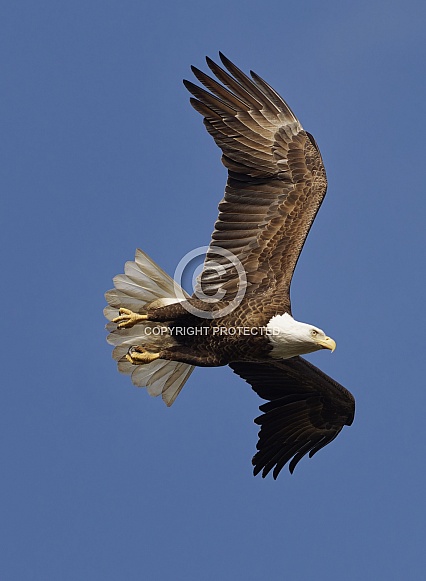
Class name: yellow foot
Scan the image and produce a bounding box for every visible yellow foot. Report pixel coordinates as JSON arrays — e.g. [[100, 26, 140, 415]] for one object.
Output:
[[126, 346, 160, 365], [113, 308, 148, 329]]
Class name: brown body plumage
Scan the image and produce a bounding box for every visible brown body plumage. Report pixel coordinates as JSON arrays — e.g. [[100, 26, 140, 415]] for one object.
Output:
[[136, 298, 271, 366]]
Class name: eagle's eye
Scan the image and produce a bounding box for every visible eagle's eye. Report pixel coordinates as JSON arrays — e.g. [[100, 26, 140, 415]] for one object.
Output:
[[311, 329, 318, 337]]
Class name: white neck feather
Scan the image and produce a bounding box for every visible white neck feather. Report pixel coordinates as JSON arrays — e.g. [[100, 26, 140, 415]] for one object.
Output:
[[266, 313, 320, 359]]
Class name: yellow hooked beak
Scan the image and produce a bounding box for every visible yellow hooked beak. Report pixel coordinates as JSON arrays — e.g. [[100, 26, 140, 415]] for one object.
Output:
[[317, 336, 336, 352]]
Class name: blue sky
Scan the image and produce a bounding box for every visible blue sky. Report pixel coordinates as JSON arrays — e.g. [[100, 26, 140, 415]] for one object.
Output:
[[1, 1, 426, 579]]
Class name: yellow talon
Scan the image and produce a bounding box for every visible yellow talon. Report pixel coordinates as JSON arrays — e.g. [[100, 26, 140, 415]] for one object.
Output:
[[126, 346, 160, 365], [113, 308, 148, 329]]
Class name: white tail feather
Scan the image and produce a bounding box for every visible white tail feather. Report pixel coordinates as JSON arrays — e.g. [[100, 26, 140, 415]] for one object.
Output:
[[104, 249, 194, 406]]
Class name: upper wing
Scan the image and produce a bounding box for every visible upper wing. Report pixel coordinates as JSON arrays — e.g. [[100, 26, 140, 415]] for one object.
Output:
[[184, 54, 327, 312], [230, 357, 355, 478]]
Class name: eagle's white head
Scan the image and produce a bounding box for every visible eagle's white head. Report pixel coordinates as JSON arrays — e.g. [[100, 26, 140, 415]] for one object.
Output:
[[266, 313, 336, 359]]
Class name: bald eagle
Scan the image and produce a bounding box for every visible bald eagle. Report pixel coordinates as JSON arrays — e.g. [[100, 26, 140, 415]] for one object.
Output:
[[104, 54, 355, 478]]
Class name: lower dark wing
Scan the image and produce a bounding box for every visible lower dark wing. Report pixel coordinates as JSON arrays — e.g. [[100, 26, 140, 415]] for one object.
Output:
[[230, 357, 355, 478]]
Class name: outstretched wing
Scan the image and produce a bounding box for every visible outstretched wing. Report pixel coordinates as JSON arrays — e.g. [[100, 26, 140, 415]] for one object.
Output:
[[230, 357, 355, 478], [184, 54, 327, 313]]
